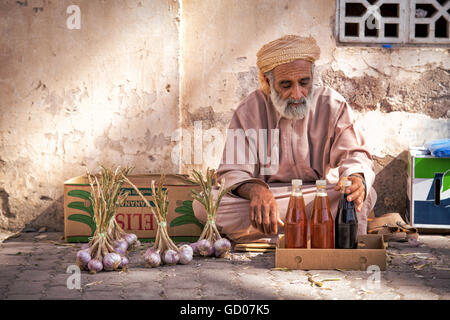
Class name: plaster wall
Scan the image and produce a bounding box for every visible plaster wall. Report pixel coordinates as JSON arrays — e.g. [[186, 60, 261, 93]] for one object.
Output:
[[0, 0, 448, 231]]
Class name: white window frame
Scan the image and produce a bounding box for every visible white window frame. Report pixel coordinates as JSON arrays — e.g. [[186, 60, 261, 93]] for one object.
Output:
[[409, 0, 450, 43], [337, 0, 450, 45]]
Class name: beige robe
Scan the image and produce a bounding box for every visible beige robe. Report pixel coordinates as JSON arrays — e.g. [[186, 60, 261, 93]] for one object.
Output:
[[193, 87, 377, 243]]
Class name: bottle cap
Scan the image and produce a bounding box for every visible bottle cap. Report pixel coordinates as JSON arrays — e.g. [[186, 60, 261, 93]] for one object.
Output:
[[292, 179, 302, 186], [316, 180, 326, 186], [344, 180, 352, 187]]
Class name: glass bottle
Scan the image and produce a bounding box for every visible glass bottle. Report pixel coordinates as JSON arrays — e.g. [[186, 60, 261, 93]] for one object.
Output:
[[310, 180, 334, 249], [285, 179, 307, 248], [335, 179, 358, 249]]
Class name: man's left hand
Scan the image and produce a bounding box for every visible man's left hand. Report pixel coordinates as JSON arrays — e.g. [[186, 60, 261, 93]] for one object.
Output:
[[334, 174, 366, 212]]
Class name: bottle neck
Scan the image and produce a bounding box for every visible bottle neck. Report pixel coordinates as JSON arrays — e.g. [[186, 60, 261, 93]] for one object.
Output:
[[340, 186, 352, 200], [292, 185, 303, 197], [316, 185, 327, 197]]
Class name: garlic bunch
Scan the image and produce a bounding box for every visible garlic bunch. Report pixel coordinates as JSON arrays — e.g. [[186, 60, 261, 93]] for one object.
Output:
[[189, 168, 233, 258], [123, 175, 193, 268], [74, 166, 134, 274]]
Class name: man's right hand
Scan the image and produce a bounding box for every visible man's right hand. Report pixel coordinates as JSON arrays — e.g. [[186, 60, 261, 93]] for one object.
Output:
[[235, 183, 284, 235]]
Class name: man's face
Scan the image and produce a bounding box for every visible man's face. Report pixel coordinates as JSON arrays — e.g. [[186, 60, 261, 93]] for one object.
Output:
[[272, 60, 313, 101], [266, 60, 314, 120]]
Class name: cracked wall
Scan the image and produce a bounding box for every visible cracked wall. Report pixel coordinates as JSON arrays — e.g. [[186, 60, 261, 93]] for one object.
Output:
[[0, 0, 180, 231], [0, 0, 449, 232]]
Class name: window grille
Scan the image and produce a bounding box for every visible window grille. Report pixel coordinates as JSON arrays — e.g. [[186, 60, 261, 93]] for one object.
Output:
[[338, 0, 450, 45]]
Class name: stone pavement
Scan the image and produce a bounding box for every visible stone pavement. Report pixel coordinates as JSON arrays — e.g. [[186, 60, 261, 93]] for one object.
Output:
[[0, 231, 449, 300]]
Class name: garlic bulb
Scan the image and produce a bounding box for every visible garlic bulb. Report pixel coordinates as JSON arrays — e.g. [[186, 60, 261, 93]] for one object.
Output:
[[207, 245, 215, 257], [144, 248, 161, 268], [88, 259, 103, 274], [162, 249, 180, 265], [178, 244, 193, 265], [190, 241, 200, 256], [124, 233, 138, 246], [119, 256, 129, 268], [214, 238, 231, 258], [197, 239, 212, 257], [179, 244, 193, 257], [113, 239, 128, 255], [76, 249, 91, 269], [103, 252, 122, 271]]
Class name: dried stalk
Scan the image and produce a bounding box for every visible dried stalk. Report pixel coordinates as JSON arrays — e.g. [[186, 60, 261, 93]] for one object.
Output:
[[189, 168, 232, 244], [86, 166, 132, 260], [122, 174, 178, 253]]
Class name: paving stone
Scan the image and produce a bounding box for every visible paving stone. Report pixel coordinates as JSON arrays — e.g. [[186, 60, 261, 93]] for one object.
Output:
[[164, 274, 199, 290], [0, 277, 13, 289], [0, 254, 29, 266], [82, 283, 125, 292], [0, 245, 35, 255], [165, 288, 201, 300], [0, 235, 449, 300], [198, 268, 236, 287], [355, 289, 402, 300], [201, 286, 239, 299], [118, 269, 161, 283], [122, 285, 165, 300], [384, 271, 429, 287], [47, 273, 76, 287], [5, 293, 43, 300], [16, 270, 53, 282], [278, 282, 323, 300], [240, 286, 281, 300], [82, 290, 124, 300], [428, 269, 450, 279], [396, 286, 440, 300], [422, 278, 450, 291], [237, 273, 276, 289], [308, 280, 357, 300], [43, 286, 83, 299], [7, 280, 46, 295], [27, 259, 58, 270], [269, 269, 308, 282], [429, 287, 450, 300], [0, 268, 20, 281], [195, 259, 235, 270]]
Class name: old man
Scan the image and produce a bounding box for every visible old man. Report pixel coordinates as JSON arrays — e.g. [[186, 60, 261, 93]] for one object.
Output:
[[193, 35, 377, 244]]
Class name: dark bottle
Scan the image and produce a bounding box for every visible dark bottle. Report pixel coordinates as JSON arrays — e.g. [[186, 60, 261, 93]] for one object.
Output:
[[335, 179, 358, 249], [310, 180, 334, 249], [285, 179, 307, 248]]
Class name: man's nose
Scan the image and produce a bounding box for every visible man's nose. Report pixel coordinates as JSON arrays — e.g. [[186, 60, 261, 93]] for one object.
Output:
[[291, 84, 304, 100]]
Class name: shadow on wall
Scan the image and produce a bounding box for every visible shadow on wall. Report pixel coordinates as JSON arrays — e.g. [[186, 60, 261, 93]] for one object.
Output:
[[0, 188, 15, 218], [372, 150, 409, 219], [22, 196, 64, 232]]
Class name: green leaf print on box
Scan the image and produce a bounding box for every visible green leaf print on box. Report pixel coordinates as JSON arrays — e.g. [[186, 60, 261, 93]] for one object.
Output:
[[67, 189, 96, 235], [170, 200, 204, 230]]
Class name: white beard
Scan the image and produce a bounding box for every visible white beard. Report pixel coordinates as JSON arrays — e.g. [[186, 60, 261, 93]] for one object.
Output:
[[270, 82, 313, 120]]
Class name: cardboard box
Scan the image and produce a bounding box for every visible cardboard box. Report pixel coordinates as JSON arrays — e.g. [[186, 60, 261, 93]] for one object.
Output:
[[406, 148, 450, 230], [64, 174, 202, 242], [275, 234, 387, 270]]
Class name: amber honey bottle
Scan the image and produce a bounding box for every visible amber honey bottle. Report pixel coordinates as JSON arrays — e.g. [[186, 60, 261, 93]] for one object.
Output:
[[285, 179, 307, 248], [310, 180, 334, 249]]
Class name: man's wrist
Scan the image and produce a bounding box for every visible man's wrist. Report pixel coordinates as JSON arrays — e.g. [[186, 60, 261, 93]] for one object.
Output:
[[234, 182, 268, 200]]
